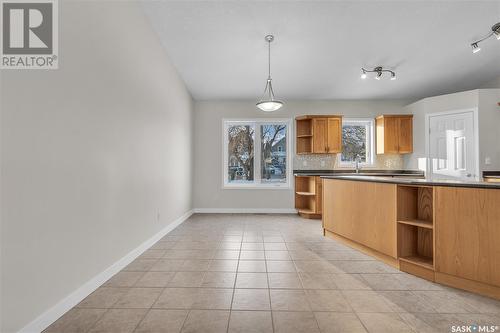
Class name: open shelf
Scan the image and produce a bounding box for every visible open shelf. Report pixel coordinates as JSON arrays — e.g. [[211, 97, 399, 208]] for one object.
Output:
[[296, 119, 312, 136], [295, 176, 322, 219], [296, 137, 312, 154], [398, 223, 434, 268], [397, 219, 433, 229], [397, 185, 433, 224], [296, 118, 313, 154], [397, 185, 435, 276], [295, 176, 317, 214], [296, 191, 315, 196], [298, 208, 316, 215], [399, 256, 433, 270]]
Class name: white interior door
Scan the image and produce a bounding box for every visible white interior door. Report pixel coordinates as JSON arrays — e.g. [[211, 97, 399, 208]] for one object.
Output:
[[428, 111, 477, 181]]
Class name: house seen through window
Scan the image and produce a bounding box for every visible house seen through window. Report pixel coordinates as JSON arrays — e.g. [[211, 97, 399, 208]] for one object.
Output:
[[224, 120, 289, 187], [340, 119, 374, 165]]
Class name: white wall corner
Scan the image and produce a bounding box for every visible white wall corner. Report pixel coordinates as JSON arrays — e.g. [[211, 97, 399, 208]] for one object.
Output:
[[18, 210, 194, 333]]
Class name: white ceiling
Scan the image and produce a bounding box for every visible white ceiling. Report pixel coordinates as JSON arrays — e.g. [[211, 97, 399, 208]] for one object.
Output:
[[142, 1, 500, 101]]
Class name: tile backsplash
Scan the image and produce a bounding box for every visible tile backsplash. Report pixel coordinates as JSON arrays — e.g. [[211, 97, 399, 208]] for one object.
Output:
[[293, 154, 404, 170]]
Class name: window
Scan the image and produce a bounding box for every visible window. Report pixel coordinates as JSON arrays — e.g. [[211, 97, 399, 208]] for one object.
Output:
[[340, 118, 374, 165], [224, 119, 290, 188]]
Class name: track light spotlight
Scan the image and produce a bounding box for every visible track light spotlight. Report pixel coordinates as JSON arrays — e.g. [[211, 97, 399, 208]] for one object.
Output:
[[470, 22, 500, 53], [471, 43, 481, 54], [361, 69, 367, 79], [495, 29, 500, 40], [360, 66, 396, 81]]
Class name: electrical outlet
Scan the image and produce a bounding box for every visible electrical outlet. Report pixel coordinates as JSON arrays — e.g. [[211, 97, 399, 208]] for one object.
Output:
[[302, 160, 308, 166], [320, 160, 326, 167], [485, 157, 492, 165]]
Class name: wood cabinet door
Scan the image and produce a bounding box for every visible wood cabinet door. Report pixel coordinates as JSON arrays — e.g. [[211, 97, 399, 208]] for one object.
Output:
[[323, 179, 397, 258], [327, 118, 342, 153], [435, 187, 500, 287], [383, 117, 400, 154], [323, 179, 353, 237], [398, 117, 413, 153], [376, 117, 385, 154], [312, 118, 328, 153]]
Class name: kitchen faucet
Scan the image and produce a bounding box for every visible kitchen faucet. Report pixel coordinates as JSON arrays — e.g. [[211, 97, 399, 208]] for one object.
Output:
[[355, 154, 362, 174]]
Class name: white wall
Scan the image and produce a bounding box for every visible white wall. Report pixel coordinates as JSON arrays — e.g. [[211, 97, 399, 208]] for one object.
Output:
[[478, 89, 500, 171], [403, 89, 500, 174], [193, 100, 409, 210], [0, 2, 193, 332], [479, 75, 500, 89]]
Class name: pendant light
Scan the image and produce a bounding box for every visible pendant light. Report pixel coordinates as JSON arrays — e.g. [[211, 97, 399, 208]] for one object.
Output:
[[256, 35, 284, 112]]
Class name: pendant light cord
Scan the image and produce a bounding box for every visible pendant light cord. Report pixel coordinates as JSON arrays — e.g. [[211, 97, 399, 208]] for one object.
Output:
[[267, 38, 273, 100], [268, 39, 271, 79]]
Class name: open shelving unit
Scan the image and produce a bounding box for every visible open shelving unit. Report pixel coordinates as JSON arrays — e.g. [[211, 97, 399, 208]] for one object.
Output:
[[296, 118, 313, 154], [397, 185, 435, 275], [295, 176, 321, 219]]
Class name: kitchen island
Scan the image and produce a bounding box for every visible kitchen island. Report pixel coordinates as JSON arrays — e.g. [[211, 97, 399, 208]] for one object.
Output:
[[294, 170, 424, 219], [322, 176, 500, 299]]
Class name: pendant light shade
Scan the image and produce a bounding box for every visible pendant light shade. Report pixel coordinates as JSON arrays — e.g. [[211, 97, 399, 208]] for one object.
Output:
[[256, 35, 284, 112], [256, 79, 283, 112]]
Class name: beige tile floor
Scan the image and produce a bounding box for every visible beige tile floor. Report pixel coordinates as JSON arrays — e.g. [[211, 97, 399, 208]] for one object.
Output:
[[44, 214, 500, 333]]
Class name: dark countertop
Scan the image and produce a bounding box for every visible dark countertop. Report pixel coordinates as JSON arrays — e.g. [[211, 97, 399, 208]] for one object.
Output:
[[294, 169, 425, 177], [321, 175, 500, 189]]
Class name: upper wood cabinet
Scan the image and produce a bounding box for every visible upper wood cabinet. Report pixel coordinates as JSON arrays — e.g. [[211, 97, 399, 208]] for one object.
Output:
[[296, 115, 342, 154], [376, 115, 413, 154], [327, 117, 342, 153]]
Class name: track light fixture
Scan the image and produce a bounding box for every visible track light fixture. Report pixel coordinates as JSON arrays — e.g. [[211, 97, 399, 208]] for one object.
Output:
[[470, 22, 500, 54], [360, 66, 396, 81]]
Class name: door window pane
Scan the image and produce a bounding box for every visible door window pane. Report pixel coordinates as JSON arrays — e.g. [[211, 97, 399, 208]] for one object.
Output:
[[227, 125, 254, 183]]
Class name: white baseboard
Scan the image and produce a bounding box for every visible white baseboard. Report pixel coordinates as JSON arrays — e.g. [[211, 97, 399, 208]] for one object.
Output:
[[19, 209, 194, 333], [193, 208, 297, 214]]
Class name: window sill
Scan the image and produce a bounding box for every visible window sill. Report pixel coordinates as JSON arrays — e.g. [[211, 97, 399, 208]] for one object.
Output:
[[338, 163, 375, 168], [223, 184, 291, 190]]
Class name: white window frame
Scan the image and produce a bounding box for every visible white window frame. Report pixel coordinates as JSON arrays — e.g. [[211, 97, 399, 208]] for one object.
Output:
[[339, 118, 375, 166], [222, 118, 292, 189]]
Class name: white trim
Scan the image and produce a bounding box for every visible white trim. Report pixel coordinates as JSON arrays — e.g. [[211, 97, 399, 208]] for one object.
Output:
[[222, 118, 292, 189], [193, 208, 297, 214], [425, 108, 480, 181], [18, 210, 194, 333]]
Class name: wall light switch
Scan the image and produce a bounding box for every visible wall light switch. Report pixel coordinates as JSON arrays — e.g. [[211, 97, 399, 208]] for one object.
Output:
[[485, 157, 492, 165]]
